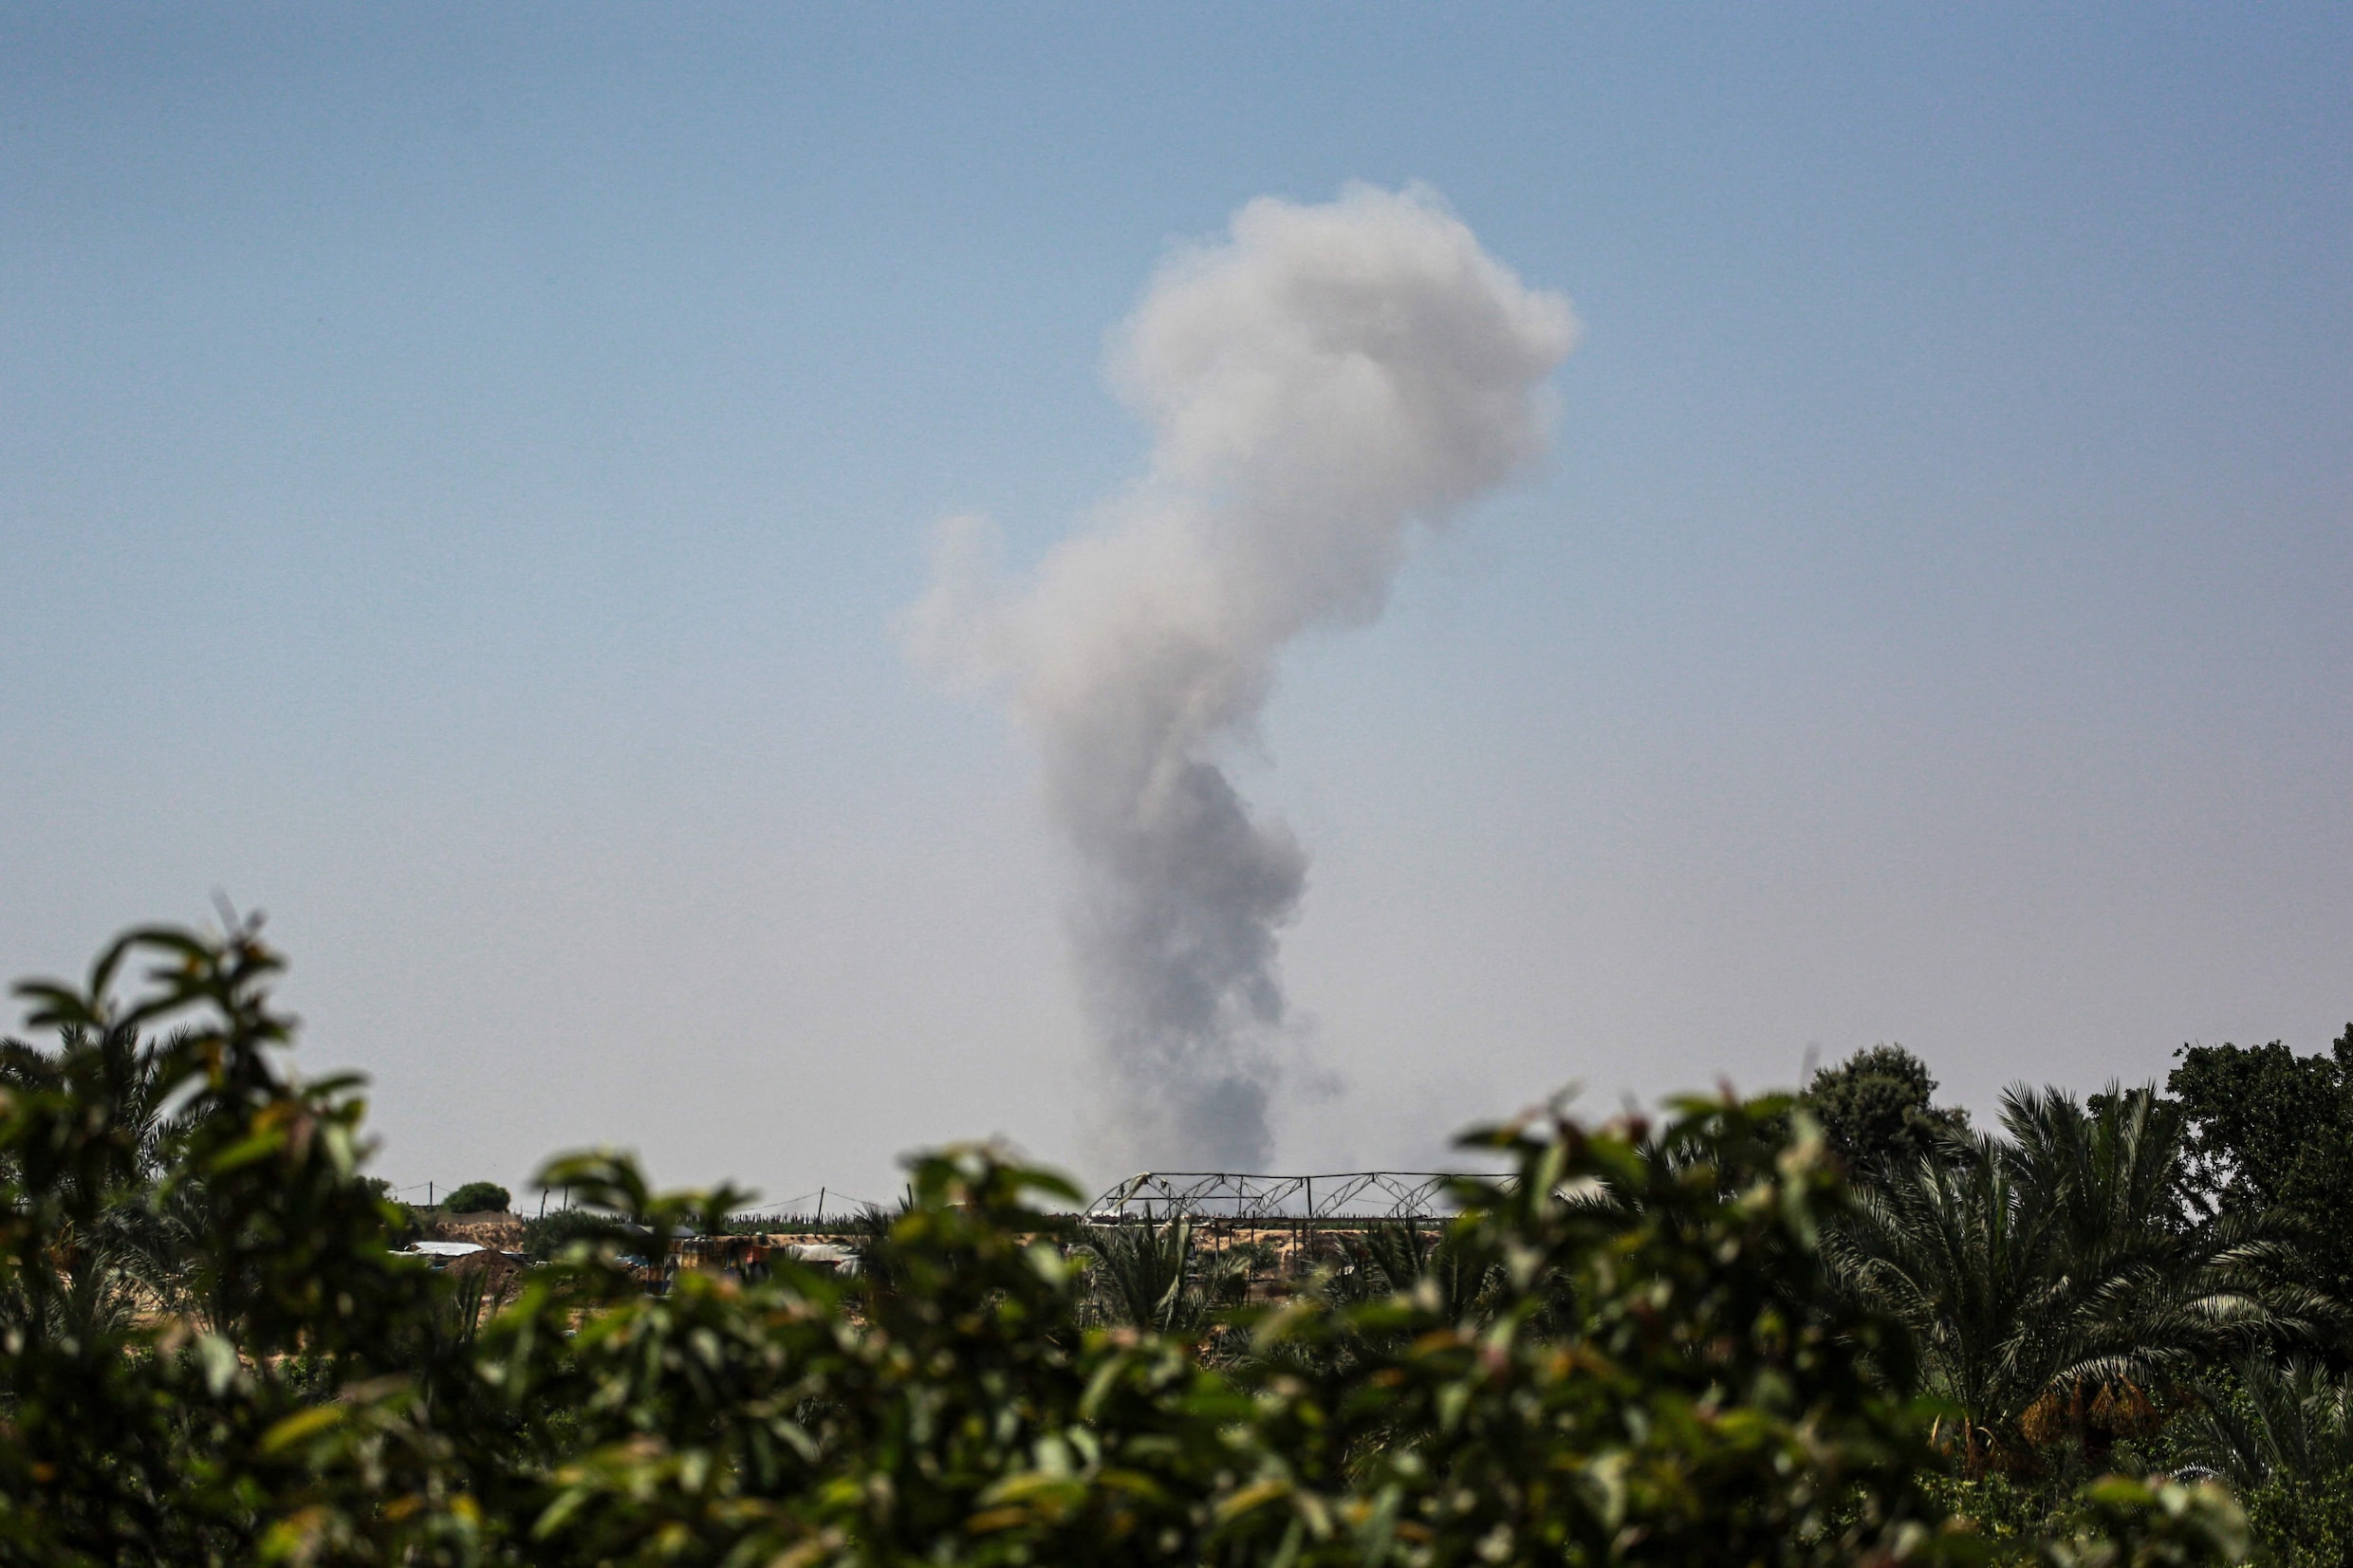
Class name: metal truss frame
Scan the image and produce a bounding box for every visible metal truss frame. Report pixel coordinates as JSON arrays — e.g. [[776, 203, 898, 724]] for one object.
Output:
[[1085, 1171, 1477, 1223]]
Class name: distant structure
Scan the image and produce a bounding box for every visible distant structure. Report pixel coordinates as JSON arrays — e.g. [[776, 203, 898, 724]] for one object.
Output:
[[1086, 1171, 1478, 1224]]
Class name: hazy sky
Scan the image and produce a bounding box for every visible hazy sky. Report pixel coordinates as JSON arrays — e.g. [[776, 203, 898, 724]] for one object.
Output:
[[4, 6, 2347, 1208]]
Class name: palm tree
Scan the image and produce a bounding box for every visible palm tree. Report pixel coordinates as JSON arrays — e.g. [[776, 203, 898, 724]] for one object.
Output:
[[1345, 1220, 1490, 1323], [2176, 1355, 2353, 1488], [0, 1023, 198, 1344], [1830, 1083, 2329, 1474], [844, 1197, 916, 1299], [1832, 1129, 2055, 1473], [1077, 1218, 1243, 1335]]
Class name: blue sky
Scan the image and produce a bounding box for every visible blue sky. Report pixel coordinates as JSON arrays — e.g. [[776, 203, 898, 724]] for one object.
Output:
[[3, 5, 2347, 1203]]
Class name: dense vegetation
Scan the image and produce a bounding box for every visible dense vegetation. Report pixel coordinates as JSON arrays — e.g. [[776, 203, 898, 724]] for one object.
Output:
[[438, 1183, 511, 1218], [0, 922, 2344, 1566]]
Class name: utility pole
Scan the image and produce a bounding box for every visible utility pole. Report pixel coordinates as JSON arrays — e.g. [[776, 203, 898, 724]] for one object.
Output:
[[428, 1181, 434, 1208], [816, 1188, 826, 1227]]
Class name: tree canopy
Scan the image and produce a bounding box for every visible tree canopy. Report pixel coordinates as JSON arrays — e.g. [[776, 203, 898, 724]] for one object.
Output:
[[2167, 1028, 2353, 1301], [1800, 1044, 1973, 1185], [438, 1181, 510, 1216]]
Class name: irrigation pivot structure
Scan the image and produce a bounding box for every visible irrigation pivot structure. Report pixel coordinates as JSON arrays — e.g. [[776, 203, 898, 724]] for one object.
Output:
[[1087, 1171, 1473, 1224]]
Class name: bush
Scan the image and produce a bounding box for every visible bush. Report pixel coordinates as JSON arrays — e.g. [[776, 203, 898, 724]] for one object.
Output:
[[520, 1205, 647, 1262], [441, 1179, 510, 1214], [0, 921, 2262, 1567]]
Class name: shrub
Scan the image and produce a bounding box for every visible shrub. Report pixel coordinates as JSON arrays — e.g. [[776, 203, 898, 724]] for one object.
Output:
[[0, 921, 2261, 1567], [441, 1179, 510, 1214], [520, 1205, 646, 1262]]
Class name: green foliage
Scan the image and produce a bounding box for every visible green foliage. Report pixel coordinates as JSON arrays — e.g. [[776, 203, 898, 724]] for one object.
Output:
[[2167, 1029, 2353, 1304], [2171, 1353, 2353, 1564], [361, 1179, 423, 1245], [439, 1182, 510, 1216], [1077, 1217, 1248, 1333], [1918, 1471, 2251, 1568], [2043, 1476, 2253, 1568], [2232, 1474, 2353, 1568], [519, 1205, 639, 1262], [1801, 1044, 1973, 1186], [0, 920, 447, 1561], [0, 923, 2269, 1567], [2194, 1356, 2353, 1485], [1829, 1084, 2328, 1478]]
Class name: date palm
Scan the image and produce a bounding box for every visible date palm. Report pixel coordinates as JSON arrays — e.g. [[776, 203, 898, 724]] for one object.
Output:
[[1078, 1218, 1245, 1334], [0, 1023, 196, 1343], [1348, 1218, 1491, 1323], [2177, 1354, 2353, 1487], [1831, 1083, 2328, 1473]]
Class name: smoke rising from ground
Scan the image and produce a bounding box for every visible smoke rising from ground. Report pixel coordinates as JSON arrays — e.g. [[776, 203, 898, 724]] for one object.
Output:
[[908, 185, 1578, 1172]]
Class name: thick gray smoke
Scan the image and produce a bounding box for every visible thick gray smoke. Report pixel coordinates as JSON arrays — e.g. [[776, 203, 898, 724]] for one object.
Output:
[[907, 185, 1578, 1171]]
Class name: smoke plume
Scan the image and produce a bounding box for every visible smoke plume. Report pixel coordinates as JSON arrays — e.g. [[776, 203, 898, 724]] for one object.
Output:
[[907, 185, 1578, 1171]]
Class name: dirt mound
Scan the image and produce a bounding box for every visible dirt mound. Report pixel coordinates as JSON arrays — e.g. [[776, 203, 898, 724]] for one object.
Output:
[[441, 1245, 528, 1306], [431, 1212, 526, 1248]]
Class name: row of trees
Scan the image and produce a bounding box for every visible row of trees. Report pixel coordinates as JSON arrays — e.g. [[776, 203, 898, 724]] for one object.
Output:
[[1793, 1041, 2353, 1557], [0, 920, 2334, 1565]]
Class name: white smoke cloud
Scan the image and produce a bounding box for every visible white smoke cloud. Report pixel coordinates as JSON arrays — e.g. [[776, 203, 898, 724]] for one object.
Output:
[[906, 184, 1578, 1172]]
